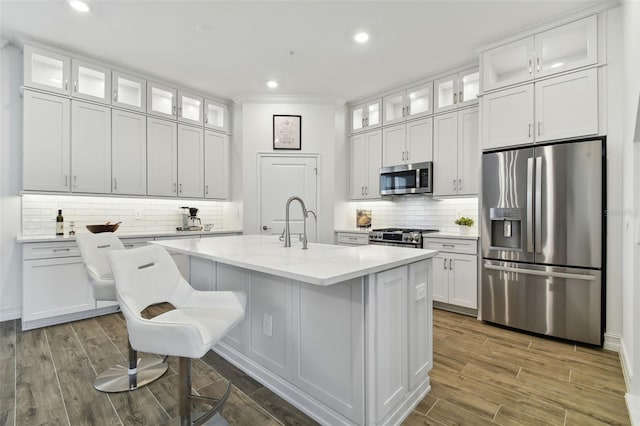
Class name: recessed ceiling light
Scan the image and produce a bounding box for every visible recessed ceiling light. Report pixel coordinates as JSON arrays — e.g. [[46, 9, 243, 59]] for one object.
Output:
[[354, 32, 369, 43], [68, 0, 90, 13], [266, 80, 278, 89]]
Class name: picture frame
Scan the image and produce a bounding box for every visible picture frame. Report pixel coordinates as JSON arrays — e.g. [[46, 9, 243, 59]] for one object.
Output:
[[273, 115, 302, 150]]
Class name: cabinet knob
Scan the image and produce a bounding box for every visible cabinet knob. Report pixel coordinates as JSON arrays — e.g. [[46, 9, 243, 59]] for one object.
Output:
[[262, 225, 270, 231]]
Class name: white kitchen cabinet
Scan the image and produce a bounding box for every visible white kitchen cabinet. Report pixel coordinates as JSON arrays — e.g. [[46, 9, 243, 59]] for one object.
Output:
[[112, 109, 147, 195], [178, 125, 204, 198], [23, 90, 71, 192], [147, 81, 177, 119], [481, 84, 534, 150], [178, 90, 204, 125], [147, 117, 178, 197], [383, 82, 433, 125], [350, 130, 382, 200], [335, 231, 369, 246], [434, 68, 479, 114], [23, 45, 71, 95], [407, 260, 432, 391], [433, 108, 479, 196], [71, 59, 111, 104], [382, 117, 432, 167], [350, 99, 382, 134], [204, 131, 230, 200], [204, 99, 229, 133], [71, 101, 111, 194], [424, 237, 478, 310], [482, 15, 597, 92], [112, 71, 146, 112], [534, 68, 598, 142], [482, 69, 597, 150]]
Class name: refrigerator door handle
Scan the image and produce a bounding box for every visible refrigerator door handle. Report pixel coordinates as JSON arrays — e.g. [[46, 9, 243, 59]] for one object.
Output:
[[535, 156, 542, 253], [526, 157, 534, 252], [483, 263, 596, 281]]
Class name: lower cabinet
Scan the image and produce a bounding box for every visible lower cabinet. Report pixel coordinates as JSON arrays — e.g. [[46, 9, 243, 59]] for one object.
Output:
[[335, 231, 369, 246], [424, 236, 478, 310]]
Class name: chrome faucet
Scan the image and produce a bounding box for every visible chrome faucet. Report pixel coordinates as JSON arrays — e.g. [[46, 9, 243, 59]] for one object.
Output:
[[284, 196, 317, 249]]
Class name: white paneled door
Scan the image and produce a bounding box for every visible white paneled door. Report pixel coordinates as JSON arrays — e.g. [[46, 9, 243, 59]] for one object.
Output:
[[259, 155, 318, 241]]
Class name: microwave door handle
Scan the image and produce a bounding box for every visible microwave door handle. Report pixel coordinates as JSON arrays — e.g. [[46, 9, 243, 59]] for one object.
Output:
[[535, 156, 542, 253], [527, 157, 534, 252]]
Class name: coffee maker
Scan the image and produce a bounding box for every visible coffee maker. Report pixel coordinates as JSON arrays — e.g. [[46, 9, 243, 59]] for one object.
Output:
[[177, 206, 202, 231]]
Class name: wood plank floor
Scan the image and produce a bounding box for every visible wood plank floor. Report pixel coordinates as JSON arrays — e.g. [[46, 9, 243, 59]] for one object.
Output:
[[0, 308, 630, 425]]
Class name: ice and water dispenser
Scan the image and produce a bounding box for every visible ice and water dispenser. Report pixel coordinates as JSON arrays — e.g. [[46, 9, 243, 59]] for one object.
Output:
[[489, 208, 522, 249]]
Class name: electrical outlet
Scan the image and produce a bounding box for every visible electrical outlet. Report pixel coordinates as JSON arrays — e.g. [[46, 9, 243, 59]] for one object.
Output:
[[134, 209, 142, 220], [263, 314, 272, 337]]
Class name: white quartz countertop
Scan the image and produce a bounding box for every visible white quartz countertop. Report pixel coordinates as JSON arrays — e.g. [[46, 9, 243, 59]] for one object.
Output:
[[152, 234, 438, 286], [424, 232, 479, 240], [16, 229, 243, 243]]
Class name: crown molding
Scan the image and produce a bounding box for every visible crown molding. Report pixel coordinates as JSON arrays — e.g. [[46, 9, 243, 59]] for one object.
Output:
[[233, 94, 345, 106]]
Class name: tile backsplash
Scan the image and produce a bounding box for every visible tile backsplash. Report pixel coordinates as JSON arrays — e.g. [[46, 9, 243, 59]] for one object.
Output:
[[22, 195, 225, 236], [345, 197, 479, 232]]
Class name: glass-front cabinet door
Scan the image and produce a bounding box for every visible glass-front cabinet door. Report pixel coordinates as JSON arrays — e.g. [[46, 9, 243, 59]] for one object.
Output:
[[458, 69, 480, 108], [383, 91, 406, 125], [482, 37, 535, 92], [147, 82, 177, 119], [112, 71, 146, 112], [178, 91, 203, 125], [534, 15, 597, 78], [406, 82, 433, 120], [204, 99, 229, 133], [434, 75, 457, 113], [71, 60, 111, 104], [24, 45, 71, 95], [351, 104, 365, 133], [350, 99, 381, 133], [366, 100, 381, 129]]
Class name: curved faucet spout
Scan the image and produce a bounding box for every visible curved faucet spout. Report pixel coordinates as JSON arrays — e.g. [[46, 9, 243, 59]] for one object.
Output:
[[284, 196, 315, 249]]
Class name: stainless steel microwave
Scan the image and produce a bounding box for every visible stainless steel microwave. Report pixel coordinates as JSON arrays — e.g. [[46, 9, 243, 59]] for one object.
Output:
[[380, 161, 433, 195]]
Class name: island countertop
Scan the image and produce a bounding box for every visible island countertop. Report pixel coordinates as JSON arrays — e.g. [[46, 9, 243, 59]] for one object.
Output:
[[152, 234, 438, 286]]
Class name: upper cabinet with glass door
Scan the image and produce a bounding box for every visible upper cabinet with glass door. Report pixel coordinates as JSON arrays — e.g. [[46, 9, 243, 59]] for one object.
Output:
[[204, 99, 230, 133], [383, 82, 433, 125], [147, 81, 177, 119], [24, 45, 71, 96], [71, 60, 111, 104], [112, 71, 146, 113], [434, 69, 479, 114], [482, 15, 597, 92], [350, 99, 381, 134], [178, 90, 203, 126]]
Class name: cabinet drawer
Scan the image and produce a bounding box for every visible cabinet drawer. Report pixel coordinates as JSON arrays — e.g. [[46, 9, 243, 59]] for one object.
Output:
[[423, 237, 477, 255], [23, 242, 80, 260], [336, 233, 369, 246]]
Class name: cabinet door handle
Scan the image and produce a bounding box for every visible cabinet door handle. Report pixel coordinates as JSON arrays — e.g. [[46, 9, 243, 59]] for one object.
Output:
[[172, 105, 176, 116], [402, 151, 405, 161], [205, 114, 208, 124], [536, 57, 540, 72], [179, 183, 183, 193], [528, 59, 532, 74], [442, 244, 455, 248], [458, 178, 462, 190], [449, 259, 453, 270], [113, 178, 118, 191], [53, 248, 71, 252], [528, 123, 532, 138], [361, 186, 364, 196], [538, 122, 542, 136], [173, 182, 177, 193], [64, 79, 68, 91], [178, 106, 182, 117], [113, 90, 118, 102], [362, 118, 365, 127], [407, 105, 411, 116], [365, 186, 368, 195], [452, 179, 456, 191], [459, 91, 463, 103], [453, 93, 457, 104], [73, 175, 77, 188], [64, 175, 68, 186], [205, 185, 209, 195], [73, 81, 77, 92], [443, 258, 447, 270]]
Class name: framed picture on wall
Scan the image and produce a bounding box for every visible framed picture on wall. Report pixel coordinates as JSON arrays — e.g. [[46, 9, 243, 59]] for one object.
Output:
[[273, 115, 301, 150]]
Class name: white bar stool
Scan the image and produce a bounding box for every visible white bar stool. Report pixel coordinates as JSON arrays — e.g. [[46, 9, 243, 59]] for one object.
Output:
[[76, 233, 169, 392], [108, 244, 246, 426]]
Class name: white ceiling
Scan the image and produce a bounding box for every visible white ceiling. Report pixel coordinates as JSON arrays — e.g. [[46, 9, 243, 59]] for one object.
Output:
[[1, 0, 601, 103]]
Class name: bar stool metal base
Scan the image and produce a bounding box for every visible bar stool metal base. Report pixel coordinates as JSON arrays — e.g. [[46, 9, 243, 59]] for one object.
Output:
[[94, 356, 169, 393]]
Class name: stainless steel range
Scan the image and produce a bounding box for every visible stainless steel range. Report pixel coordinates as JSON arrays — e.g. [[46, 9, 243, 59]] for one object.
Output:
[[369, 228, 439, 248]]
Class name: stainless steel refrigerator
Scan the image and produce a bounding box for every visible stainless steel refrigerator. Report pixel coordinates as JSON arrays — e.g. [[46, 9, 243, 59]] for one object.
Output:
[[481, 137, 605, 345]]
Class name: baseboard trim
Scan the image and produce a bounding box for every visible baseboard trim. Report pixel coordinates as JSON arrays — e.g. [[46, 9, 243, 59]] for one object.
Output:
[[620, 340, 633, 391], [604, 332, 622, 352], [626, 393, 640, 426], [0, 306, 21, 322]]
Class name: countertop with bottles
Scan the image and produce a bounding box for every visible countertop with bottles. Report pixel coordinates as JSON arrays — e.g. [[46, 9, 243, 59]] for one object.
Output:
[[16, 229, 243, 244]]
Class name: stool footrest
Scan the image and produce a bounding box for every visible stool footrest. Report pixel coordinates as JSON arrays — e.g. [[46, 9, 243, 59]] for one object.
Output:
[[191, 381, 232, 426]]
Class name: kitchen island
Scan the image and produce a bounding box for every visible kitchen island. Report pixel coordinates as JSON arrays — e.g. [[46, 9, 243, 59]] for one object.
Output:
[[153, 235, 437, 426]]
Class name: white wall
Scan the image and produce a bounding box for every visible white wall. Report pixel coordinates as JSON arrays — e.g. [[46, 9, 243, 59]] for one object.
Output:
[[621, 0, 640, 419], [240, 100, 344, 244], [0, 44, 23, 320]]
